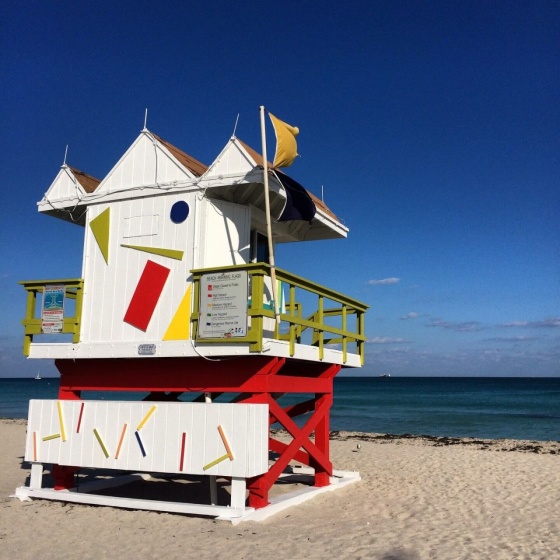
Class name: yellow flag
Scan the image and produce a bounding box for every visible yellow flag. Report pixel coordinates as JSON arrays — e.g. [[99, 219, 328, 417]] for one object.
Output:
[[269, 112, 299, 168]]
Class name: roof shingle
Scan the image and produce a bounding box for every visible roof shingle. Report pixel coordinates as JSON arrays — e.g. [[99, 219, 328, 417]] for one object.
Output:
[[68, 167, 101, 193], [151, 133, 208, 177]]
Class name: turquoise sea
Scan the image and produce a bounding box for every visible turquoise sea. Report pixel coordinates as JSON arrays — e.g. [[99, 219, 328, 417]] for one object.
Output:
[[1, 377, 558, 441]]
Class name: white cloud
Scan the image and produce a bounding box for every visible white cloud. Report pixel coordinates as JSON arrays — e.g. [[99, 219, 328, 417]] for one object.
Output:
[[401, 312, 418, 320], [367, 277, 400, 286], [485, 336, 536, 343], [500, 317, 560, 329], [360, 344, 560, 377], [427, 319, 484, 332], [367, 337, 408, 344]]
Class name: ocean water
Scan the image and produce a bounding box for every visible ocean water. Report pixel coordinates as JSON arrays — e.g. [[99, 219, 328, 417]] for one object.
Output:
[[330, 377, 560, 441], [1, 377, 558, 441]]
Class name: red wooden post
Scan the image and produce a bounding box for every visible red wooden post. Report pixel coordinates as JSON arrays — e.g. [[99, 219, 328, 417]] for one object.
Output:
[[313, 392, 332, 486], [52, 383, 81, 489], [52, 465, 79, 491]]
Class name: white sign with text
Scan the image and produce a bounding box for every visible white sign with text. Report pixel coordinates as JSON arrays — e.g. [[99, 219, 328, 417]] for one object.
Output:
[[198, 271, 248, 339]]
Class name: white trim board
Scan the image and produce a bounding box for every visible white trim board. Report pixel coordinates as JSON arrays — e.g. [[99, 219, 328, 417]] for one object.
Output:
[[14, 469, 360, 524], [26, 339, 363, 367]]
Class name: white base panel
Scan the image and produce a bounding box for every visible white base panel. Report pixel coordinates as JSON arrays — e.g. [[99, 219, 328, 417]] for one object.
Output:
[[224, 469, 361, 525], [14, 469, 360, 523], [14, 472, 250, 519]]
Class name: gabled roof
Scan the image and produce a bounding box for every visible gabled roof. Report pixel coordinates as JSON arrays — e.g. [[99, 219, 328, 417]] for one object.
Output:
[[37, 132, 206, 223], [231, 142, 339, 226], [199, 136, 286, 221], [235, 140, 338, 222], [151, 133, 207, 177], [68, 166, 101, 193], [93, 130, 206, 196], [236, 139, 273, 169], [200, 137, 347, 241], [37, 165, 101, 225], [37, 127, 347, 240]]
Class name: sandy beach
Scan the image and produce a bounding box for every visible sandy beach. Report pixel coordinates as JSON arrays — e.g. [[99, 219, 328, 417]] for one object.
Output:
[[1, 418, 558, 559]]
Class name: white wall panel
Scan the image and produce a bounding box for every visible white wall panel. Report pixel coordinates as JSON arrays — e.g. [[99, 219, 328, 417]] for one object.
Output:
[[200, 198, 251, 268], [81, 193, 198, 344], [78, 139, 249, 350], [26, 400, 269, 478]]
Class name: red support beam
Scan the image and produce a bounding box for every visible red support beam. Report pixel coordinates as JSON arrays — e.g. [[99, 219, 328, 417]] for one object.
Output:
[[248, 394, 333, 507], [268, 397, 332, 476], [56, 357, 287, 393], [269, 438, 310, 465], [54, 356, 341, 508], [282, 398, 316, 419], [56, 358, 335, 395]]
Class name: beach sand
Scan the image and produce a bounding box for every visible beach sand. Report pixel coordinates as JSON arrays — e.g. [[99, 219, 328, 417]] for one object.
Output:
[[1, 419, 558, 559]]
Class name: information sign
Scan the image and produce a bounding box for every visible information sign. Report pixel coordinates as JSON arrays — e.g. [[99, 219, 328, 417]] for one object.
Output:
[[41, 285, 65, 334], [198, 271, 248, 339]]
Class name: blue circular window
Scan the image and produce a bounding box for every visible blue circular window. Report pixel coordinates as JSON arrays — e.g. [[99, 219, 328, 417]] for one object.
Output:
[[170, 201, 189, 224]]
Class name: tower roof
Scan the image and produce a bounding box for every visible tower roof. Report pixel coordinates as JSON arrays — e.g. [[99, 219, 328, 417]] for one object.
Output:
[[37, 128, 347, 240], [68, 167, 101, 193], [150, 133, 208, 177]]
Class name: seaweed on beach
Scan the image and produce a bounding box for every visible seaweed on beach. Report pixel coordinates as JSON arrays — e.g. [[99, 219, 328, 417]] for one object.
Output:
[[509, 444, 543, 453]]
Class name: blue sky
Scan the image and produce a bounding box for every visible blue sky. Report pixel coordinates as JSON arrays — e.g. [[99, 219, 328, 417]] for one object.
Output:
[[1, 1, 558, 377]]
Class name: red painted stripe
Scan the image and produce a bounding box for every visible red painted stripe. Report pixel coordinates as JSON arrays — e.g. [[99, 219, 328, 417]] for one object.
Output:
[[124, 260, 170, 331], [179, 432, 186, 471], [76, 402, 85, 433]]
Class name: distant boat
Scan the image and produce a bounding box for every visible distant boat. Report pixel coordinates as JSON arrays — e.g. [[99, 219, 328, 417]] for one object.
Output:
[[379, 373, 391, 378], [35, 371, 41, 380]]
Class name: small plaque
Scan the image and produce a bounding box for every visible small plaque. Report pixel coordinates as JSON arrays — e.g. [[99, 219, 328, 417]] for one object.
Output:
[[138, 344, 156, 355]]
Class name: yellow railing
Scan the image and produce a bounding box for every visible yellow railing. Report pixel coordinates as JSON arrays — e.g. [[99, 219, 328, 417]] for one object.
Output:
[[191, 263, 368, 365], [20, 267, 368, 365], [19, 279, 84, 356]]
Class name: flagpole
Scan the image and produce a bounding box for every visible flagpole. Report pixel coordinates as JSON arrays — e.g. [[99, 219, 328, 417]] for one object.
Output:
[[259, 106, 280, 324]]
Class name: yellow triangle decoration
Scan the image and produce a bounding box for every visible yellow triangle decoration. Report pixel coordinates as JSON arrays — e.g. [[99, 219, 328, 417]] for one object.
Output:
[[121, 244, 184, 261], [89, 208, 110, 265], [163, 286, 192, 341]]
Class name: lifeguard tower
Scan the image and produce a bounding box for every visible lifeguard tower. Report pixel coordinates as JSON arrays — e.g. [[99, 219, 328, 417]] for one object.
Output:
[[16, 113, 368, 521]]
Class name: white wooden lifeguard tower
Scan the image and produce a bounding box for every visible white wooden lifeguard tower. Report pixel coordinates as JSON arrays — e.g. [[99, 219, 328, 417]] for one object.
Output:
[[17, 113, 368, 521]]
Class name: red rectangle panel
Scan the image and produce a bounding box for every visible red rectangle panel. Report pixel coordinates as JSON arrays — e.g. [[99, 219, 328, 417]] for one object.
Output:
[[124, 260, 170, 331]]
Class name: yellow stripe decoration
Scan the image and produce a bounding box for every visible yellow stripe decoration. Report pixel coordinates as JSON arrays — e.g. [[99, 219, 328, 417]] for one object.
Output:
[[163, 285, 192, 341], [42, 433, 61, 441], [57, 401, 67, 442], [93, 428, 110, 458], [137, 405, 157, 431], [89, 207, 111, 265], [121, 244, 184, 261], [203, 453, 230, 471]]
